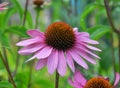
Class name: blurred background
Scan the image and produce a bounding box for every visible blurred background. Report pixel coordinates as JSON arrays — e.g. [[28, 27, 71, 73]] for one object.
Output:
[[0, 0, 120, 88]]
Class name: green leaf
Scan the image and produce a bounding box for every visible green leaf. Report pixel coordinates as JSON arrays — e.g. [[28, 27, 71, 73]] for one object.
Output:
[[0, 13, 5, 29], [0, 31, 10, 48], [10, 0, 23, 22], [87, 25, 111, 40], [26, 11, 34, 28], [5, 26, 28, 37], [3, 7, 16, 27], [80, 3, 97, 30], [0, 81, 13, 88], [99, 48, 112, 71], [15, 73, 29, 88]]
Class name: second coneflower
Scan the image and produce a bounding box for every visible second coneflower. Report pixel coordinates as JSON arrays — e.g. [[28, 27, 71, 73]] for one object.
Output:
[[68, 70, 120, 88], [16, 22, 101, 76], [0, 2, 8, 11]]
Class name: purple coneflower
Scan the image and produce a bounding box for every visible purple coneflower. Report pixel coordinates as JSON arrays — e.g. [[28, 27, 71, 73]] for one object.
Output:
[[0, 2, 8, 11], [16, 22, 101, 76], [68, 70, 120, 88]]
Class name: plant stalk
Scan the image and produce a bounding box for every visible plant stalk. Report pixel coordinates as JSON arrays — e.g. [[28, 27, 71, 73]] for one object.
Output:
[[35, 8, 40, 29], [110, 32, 116, 76], [0, 51, 17, 88], [104, 0, 120, 34], [55, 71, 59, 88], [13, 0, 29, 76], [119, 35, 120, 73], [22, 0, 29, 26]]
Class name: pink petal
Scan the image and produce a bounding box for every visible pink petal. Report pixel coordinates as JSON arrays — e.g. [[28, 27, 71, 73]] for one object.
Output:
[[75, 49, 96, 64], [75, 44, 100, 59], [18, 43, 45, 55], [73, 27, 78, 32], [68, 78, 74, 86], [68, 49, 88, 69], [57, 51, 67, 76], [66, 52, 75, 72], [74, 82, 83, 88], [74, 70, 87, 86], [35, 46, 53, 59], [47, 50, 58, 74], [35, 59, 47, 70], [76, 32, 90, 37], [114, 73, 120, 87], [16, 37, 41, 46], [0, 2, 8, 7], [0, 8, 7, 10], [83, 43, 101, 51], [77, 37, 99, 44], [27, 30, 44, 37], [25, 46, 52, 62]]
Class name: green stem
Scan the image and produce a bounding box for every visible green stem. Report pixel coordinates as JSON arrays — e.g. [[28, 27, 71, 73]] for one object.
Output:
[[22, 0, 29, 26], [0, 51, 16, 88], [55, 71, 59, 88], [13, 0, 29, 76], [27, 7, 40, 88], [118, 35, 120, 73], [35, 8, 40, 29], [104, 0, 120, 84], [104, 0, 120, 34], [110, 32, 116, 76]]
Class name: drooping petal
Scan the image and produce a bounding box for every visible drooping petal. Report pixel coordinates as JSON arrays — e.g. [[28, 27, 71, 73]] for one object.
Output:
[[68, 78, 74, 86], [77, 37, 99, 44], [35, 46, 53, 59], [75, 44, 100, 59], [35, 59, 47, 70], [114, 73, 120, 87], [74, 82, 83, 88], [25, 46, 53, 62], [82, 43, 101, 51], [0, 2, 8, 7], [75, 48, 96, 64], [57, 51, 67, 76], [27, 30, 44, 37], [76, 32, 90, 38], [47, 50, 58, 74], [66, 52, 75, 72], [16, 37, 41, 46], [18, 43, 45, 55], [68, 77, 83, 88], [0, 8, 7, 10], [73, 70, 87, 86], [68, 49, 88, 69], [73, 27, 78, 32]]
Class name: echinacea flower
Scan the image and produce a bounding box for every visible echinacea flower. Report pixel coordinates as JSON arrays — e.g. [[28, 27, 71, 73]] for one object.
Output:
[[0, 2, 8, 11], [68, 70, 120, 88], [16, 22, 101, 76]]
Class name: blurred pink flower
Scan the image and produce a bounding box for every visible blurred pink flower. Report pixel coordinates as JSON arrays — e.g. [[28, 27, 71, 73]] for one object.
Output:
[[68, 70, 120, 88], [0, 2, 8, 11], [16, 22, 101, 76]]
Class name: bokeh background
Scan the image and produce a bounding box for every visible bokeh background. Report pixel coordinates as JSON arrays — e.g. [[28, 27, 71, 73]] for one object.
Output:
[[0, 0, 120, 88]]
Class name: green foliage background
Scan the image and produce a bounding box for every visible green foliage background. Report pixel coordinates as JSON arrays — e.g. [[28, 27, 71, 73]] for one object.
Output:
[[0, 0, 120, 88]]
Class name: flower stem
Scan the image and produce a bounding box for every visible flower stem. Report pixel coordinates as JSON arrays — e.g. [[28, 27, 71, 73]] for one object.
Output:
[[118, 35, 120, 73], [35, 7, 40, 29], [22, 0, 29, 26], [13, 0, 29, 76], [55, 71, 59, 88], [104, 0, 120, 34], [0, 51, 17, 88], [110, 32, 116, 76], [104, 0, 120, 76], [27, 6, 41, 88]]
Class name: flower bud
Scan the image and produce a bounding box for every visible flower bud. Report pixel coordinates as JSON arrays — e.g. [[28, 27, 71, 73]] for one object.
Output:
[[33, 0, 44, 7]]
